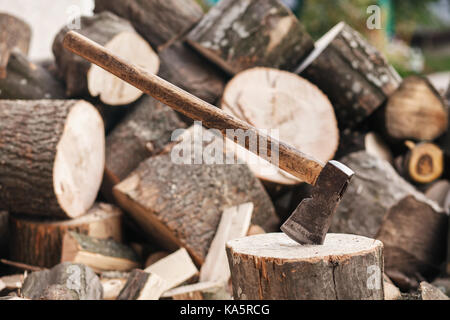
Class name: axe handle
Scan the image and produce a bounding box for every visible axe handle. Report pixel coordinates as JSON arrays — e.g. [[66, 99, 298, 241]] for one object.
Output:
[[63, 31, 324, 185]]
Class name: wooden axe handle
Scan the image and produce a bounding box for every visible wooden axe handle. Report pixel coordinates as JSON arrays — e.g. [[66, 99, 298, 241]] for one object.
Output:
[[63, 31, 324, 185]]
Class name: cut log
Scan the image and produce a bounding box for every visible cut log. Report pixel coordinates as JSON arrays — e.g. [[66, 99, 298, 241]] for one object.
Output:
[[0, 211, 8, 257], [403, 141, 444, 184], [247, 225, 265, 236], [162, 281, 231, 300], [117, 269, 167, 300], [384, 76, 448, 141], [9, 203, 122, 268], [424, 180, 450, 211], [419, 282, 450, 300], [103, 96, 185, 200], [144, 251, 170, 268], [447, 217, 450, 275], [21, 262, 103, 300], [383, 274, 401, 300], [296, 22, 401, 128], [377, 196, 448, 287], [53, 12, 159, 105], [61, 231, 140, 272], [221, 67, 339, 185], [144, 248, 198, 291], [432, 278, 450, 296], [0, 274, 23, 291], [200, 203, 253, 284], [0, 13, 31, 78], [94, 0, 204, 50], [187, 0, 314, 75], [0, 100, 105, 218], [100, 272, 129, 300], [158, 41, 228, 105], [113, 124, 278, 265], [0, 52, 65, 99], [226, 233, 384, 300]]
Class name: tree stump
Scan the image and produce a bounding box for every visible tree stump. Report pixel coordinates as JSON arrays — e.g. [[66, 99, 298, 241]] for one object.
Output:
[[94, 0, 204, 50], [296, 22, 401, 128], [226, 233, 384, 300], [221, 67, 339, 185], [53, 12, 159, 105], [10, 203, 122, 268], [0, 52, 65, 99], [0, 13, 31, 78], [187, 0, 314, 75], [0, 100, 105, 218]]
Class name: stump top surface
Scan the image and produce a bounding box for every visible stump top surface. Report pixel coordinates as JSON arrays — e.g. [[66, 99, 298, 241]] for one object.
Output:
[[227, 233, 382, 261]]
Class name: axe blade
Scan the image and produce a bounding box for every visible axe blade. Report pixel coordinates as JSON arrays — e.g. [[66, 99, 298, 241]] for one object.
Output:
[[281, 161, 354, 245]]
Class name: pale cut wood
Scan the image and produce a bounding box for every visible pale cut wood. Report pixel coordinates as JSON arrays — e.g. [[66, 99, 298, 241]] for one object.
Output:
[[10, 203, 122, 268], [117, 269, 167, 300], [100, 272, 128, 300], [383, 274, 401, 300], [425, 180, 450, 212], [226, 233, 384, 300], [365, 132, 393, 164], [145, 252, 170, 268], [144, 248, 198, 291], [0, 274, 24, 291], [200, 203, 253, 284], [247, 225, 265, 236], [403, 141, 444, 184], [0, 279, 5, 292], [61, 232, 140, 272], [419, 282, 450, 300], [162, 281, 232, 300], [0, 100, 105, 218], [221, 67, 338, 185]]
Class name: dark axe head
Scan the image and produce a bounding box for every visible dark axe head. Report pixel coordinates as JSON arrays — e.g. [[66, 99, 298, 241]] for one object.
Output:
[[281, 161, 354, 245]]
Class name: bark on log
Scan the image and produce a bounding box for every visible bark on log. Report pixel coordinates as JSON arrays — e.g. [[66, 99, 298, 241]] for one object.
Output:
[[402, 141, 444, 184], [384, 76, 448, 141], [221, 67, 339, 185], [61, 232, 140, 272], [53, 12, 159, 105], [0, 52, 65, 99], [94, 0, 204, 50], [0, 13, 31, 78], [9, 203, 122, 268], [117, 269, 167, 300], [21, 262, 103, 300], [102, 96, 185, 200], [0, 211, 8, 258], [0, 100, 105, 218], [296, 22, 401, 128], [226, 233, 384, 300], [187, 0, 314, 75], [158, 41, 228, 105], [113, 125, 279, 265]]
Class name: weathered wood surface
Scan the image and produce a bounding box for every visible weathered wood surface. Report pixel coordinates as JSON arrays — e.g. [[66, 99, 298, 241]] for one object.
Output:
[[22, 262, 103, 300], [10, 203, 122, 268], [94, 0, 204, 50], [101, 272, 128, 300], [297, 22, 401, 128], [226, 233, 384, 300], [419, 282, 450, 300], [0, 100, 105, 218], [117, 269, 167, 300], [187, 0, 314, 75]]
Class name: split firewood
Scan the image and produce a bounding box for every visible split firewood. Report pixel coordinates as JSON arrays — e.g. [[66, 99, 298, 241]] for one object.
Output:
[[187, 0, 314, 75], [226, 233, 384, 300], [103, 96, 185, 200], [0, 13, 31, 78], [9, 203, 122, 268], [448, 218, 450, 275], [432, 278, 450, 296], [0, 52, 65, 99], [402, 141, 444, 184], [297, 22, 401, 128], [100, 272, 129, 300], [158, 41, 228, 105], [53, 12, 159, 105], [113, 124, 278, 265], [247, 225, 265, 236], [61, 232, 140, 273], [21, 262, 103, 300], [162, 281, 231, 300], [221, 67, 339, 185], [94, 0, 204, 50], [0, 274, 24, 291], [200, 203, 253, 284], [424, 180, 450, 211], [117, 269, 167, 300], [144, 248, 198, 291], [384, 76, 448, 141], [383, 274, 401, 300], [0, 296, 28, 300], [0, 100, 105, 218], [419, 282, 450, 300], [144, 252, 170, 269], [0, 211, 8, 257]]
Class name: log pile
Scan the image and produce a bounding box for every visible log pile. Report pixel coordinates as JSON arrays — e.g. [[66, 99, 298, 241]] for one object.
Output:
[[1, 0, 449, 301]]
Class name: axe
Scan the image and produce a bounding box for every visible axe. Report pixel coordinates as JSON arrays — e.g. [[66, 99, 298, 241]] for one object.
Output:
[[63, 31, 354, 245]]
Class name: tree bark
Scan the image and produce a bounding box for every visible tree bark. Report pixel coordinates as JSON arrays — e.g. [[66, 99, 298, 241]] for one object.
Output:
[[0, 52, 65, 99], [297, 22, 401, 128], [9, 203, 122, 268], [0, 211, 8, 258], [94, 0, 204, 50], [226, 233, 384, 300], [113, 125, 279, 266], [0, 13, 31, 78], [0, 100, 105, 218], [117, 269, 167, 300], [187, 0, 314, 75], [53, 12, 159, 105]]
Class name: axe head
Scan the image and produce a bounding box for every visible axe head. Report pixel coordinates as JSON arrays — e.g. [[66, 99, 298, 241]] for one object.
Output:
[[281, 161, 354, 245]]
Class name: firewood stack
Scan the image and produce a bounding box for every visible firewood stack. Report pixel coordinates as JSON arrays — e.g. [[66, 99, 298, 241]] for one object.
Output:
[[0, 0, 449, 300]]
